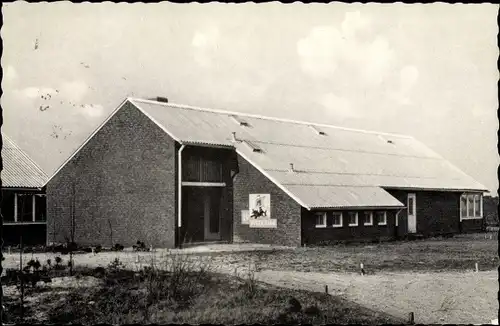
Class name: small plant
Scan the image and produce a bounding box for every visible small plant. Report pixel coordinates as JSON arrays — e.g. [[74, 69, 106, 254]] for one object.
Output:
[[46, 259, 52, 267], [112, 243, 125, 251], [133, 241, 149, 252], [108, 258, 126, 273], [54, 256, 65, 270]]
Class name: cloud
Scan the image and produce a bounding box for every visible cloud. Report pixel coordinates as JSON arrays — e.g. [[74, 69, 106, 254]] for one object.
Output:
[[19, 87, 57, 99], [297, 26, 342, 77], [60, 80, 88, 102], [341, 11, 370, 39], [5, 65, 18, 81], [79, 104, 104, 118], [317, 93, 359, 120], [297, 11, 396, 85], [400, 65, 419, 92], [191, 26, 221, 67]]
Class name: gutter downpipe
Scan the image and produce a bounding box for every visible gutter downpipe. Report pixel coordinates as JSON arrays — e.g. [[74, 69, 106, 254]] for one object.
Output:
[[178, 144, 186, 248], [395, 207, 405, 238]]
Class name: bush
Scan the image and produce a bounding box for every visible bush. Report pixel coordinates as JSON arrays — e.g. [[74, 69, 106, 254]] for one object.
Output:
[[133, 241, 149, 252], [112, 244, 125, 251]]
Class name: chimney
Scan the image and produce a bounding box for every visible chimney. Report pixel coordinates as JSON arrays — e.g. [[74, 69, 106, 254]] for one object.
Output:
[[231, 132, 237, 142], [288, 163, 295, 173], [151, 96, 168, 103]]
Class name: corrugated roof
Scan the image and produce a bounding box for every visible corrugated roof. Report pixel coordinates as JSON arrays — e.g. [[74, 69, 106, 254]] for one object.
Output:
[[125, 98, 488, 208], [285, 185, 404, 209], [1, 134, 49, 188]]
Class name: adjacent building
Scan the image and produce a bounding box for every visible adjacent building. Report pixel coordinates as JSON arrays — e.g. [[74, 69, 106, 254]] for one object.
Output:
[[1, 134, 49, 246], [45, 97, 488, 248]]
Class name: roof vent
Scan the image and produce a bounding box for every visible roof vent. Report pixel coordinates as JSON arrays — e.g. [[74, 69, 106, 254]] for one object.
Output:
[[387, 140, 394, 144], [231, 115, 250, 127], [288, 163, 296, 173], [152, 96, 169, 103], [231, 132, 238, 142], [310, 125, 326, 136], [243, 140, 263, 153]]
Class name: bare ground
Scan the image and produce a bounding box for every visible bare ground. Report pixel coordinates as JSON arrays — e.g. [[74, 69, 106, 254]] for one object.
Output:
[[3, 234, 498, 324]]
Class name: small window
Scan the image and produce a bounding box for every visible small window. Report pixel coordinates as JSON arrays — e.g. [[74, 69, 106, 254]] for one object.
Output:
[[474, 195, 481, 217], [332, 212, 343, 227], [363, 212, 373, 226], [348, 212, 358, 226], [408, 197, 414, 215], [468, 195, 474, 217], [460, 195, 467, 218], [376, 211, 387, 225], [315, 213, 327, 228]]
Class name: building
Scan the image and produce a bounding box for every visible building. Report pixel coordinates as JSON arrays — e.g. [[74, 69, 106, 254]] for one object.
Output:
[[45, 97, 488, 248], [1, 134, 49, 246]]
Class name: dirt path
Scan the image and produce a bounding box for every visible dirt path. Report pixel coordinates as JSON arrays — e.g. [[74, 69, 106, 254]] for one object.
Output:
[[249, 270, 498, 325]]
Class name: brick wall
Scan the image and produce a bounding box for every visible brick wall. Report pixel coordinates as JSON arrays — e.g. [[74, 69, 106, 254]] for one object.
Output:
[[387, 189, 461, 236], [47, 101, 178, 248], [233, 155, 302, 247], [301, 208, 397, 245]]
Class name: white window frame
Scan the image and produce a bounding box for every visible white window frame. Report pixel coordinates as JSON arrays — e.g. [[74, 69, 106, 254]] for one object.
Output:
[[377, 211, 387, 226], [315, 212, 327, 228], [332, 212, 343, 228], [363, 211, 373, 226], [461, 193, 483, 220], [348, 212, 358, 227]]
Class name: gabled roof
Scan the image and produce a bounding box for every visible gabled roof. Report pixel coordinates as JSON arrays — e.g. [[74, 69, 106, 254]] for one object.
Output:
[[48, 97, 488, 209], [1, 134, 49, 188]]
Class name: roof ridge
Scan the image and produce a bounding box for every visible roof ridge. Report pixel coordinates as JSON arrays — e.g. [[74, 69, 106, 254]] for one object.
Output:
[[1, 133, 50, 179], [128, 97, 413, 139]]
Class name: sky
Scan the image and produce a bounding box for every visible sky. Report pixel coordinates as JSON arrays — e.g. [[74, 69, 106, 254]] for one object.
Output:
[[2, 2, 499, 194]]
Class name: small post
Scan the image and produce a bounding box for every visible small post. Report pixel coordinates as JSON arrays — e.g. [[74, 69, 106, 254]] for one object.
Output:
[[475, 262, 479, 273], [234, 267, 237, 276], [360, 263, 365, 275], [91, 247, 95, 255], [408, 312, 415, 324], [325, 285, 328, 294], [8, 246, 11, 255]]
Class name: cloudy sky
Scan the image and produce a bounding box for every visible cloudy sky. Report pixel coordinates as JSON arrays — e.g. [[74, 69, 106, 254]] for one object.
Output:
[[2, 2, 498, 193]]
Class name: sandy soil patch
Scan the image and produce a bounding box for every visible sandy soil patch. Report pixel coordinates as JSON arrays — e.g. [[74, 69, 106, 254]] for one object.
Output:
[[251, 270, 498, 325]]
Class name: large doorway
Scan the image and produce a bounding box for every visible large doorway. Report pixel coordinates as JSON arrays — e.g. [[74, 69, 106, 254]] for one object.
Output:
[[181, 186, 223, 243]]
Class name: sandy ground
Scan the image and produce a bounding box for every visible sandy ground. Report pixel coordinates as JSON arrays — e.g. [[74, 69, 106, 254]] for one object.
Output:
[[2, 244, 498, 324], [251, 270, 498, 325]]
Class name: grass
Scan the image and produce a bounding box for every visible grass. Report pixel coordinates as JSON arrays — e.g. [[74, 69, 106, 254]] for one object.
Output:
[[2, 257, 401, 325], [195, 233, 499, 273]]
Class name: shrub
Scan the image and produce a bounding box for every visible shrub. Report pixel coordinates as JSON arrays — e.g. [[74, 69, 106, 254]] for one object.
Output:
[[112, 244, 125, 252], [287, 297, 302, 313], [133, 241, 149, 252]]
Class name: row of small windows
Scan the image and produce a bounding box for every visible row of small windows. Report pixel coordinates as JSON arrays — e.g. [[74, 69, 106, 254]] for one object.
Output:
[[315, 211, 387, 228]]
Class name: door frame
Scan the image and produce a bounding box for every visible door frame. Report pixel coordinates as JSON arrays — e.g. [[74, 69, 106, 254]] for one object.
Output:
[[407, 193, 417, 233], [203, 191, 221, 241]]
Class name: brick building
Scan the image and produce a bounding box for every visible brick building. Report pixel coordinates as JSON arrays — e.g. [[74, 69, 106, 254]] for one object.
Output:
[[1, 134, 49, 246], [45, 97, 487, 248]]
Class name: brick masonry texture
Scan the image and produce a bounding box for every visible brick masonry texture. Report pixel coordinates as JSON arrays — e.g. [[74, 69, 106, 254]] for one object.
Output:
[[387, 189, 479, 235], [301, 208, 398, 245], [47, 102, 177, 248], [233, 155, 302, 247]]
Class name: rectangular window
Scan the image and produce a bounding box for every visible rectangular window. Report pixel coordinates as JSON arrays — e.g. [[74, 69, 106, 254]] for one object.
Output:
[[16, 194, 34, 222], [315, 213, 327, 228], [332, 212, 343, 227], [363, 212, 373, 226], [408, 197, 414, 215], [1, 192, 15, 222], [474, 195, 481, 217], [34, 195, 47, 222], [376, 211, 387, 225], [460, 195, 467, 219], [348, 212, 358, 226], [468, 195, 474, 217]]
